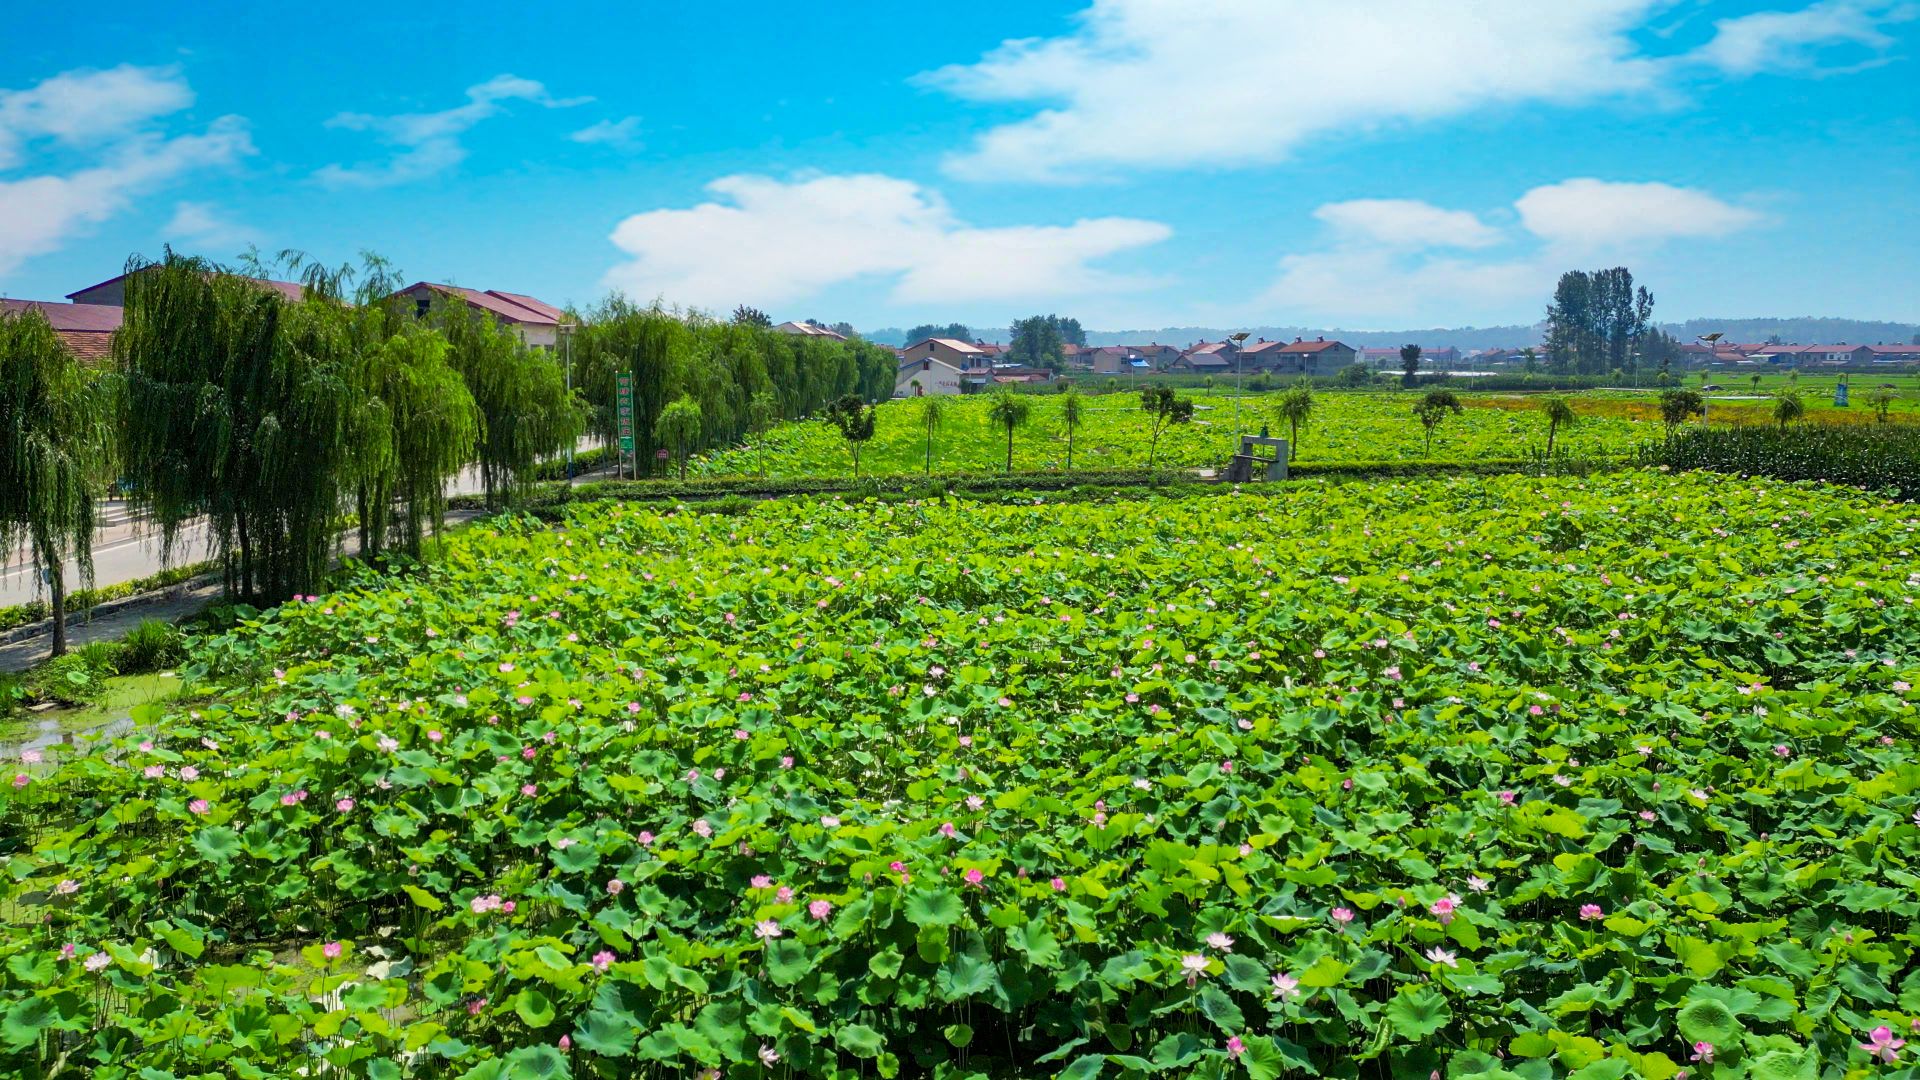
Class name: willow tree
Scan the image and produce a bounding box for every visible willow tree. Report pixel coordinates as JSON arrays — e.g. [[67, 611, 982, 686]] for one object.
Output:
[[746, 390, 778, 477], [436, 303, 582, 507], [0, 310, 117, 656], [353, 321, 479, 558], [117, 253, 360, 601], [657, 394, 704, 481]]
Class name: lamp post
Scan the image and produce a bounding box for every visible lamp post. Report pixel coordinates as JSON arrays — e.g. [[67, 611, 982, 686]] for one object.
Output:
[[1696, 332, 1722, 425], [559, 321, 578, 478], [1229, 331, 1251, 436]]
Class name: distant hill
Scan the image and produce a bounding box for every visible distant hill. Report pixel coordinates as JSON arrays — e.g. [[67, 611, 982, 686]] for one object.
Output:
[[864, 317, 1919, 351]]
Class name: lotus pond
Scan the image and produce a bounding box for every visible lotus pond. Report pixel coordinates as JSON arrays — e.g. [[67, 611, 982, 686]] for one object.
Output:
[[4, 471, 1920, 1079], [692, 393, 1662, 478]]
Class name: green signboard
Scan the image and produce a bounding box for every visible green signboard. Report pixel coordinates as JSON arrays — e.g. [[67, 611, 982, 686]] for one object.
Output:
[[616, 372, 634, 452]]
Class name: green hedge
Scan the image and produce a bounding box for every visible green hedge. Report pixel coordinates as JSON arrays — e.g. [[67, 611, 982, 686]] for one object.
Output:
[[1641, 422, 1920, 499], [0, 561, 215, 634]]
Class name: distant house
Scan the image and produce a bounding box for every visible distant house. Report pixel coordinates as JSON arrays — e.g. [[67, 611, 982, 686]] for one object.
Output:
[[774, 320, 848, 341], [900, 337, 987, 371], [1800, 344, 1874, 365], [1275, 337, 1356, 374], [0, 299, 121, 363], [1361, 346, 1458, 369], [1869, 343, 1920, 363], [392, 282, 565, 347], [1170, 340, 1237, 373], [1131, 343, 1181, 369], [66, 270, 307, 307], [895, 355, 971, 397]]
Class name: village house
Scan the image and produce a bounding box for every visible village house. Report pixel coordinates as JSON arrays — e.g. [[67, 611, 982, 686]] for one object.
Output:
[[65, 270, 308, 307], [1869, 343, 1920, 363], [1274, 337, 1357, 374], [894, 354, 974, 397], [0, 299, 122, 363], [899, 336, 987, 370], [773, 320, 848, 341], [391, 282, 565, 347], [1169, 340, 1237, 374]]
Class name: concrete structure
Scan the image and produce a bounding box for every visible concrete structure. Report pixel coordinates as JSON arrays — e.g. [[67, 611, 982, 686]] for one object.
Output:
[[0, 299, 121, 363], [1225, 435, 1290, 483], [900, 337, 987, 371], [894, 355, 973, 397], [393, 282, 564, 347]]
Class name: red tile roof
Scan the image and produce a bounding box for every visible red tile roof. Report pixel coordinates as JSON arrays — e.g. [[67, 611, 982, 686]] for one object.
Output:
[[65, 270, 306, 304], [400, 282, 562, 326], [1, 298, 124, 332], [1280, 338, 1349, 353]]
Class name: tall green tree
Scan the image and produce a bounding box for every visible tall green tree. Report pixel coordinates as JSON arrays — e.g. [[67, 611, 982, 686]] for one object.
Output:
[[1272, 381, 1315, 460], [732, 305, 772, 327], [903, 323, 972, 345], [985, 390, 1032, 474], [1545, 267, 1654, 375], [352, 321, 479, 558], [0, 310, 118, 656], [824, 394, 877, 477], [117, 253, 360, 601], [1008, 316, 1067, 371], [1411, 389, 1463, 457], [746, 390, 778, 476], [1139, 385, 1193, 469], [1540, 395, 1576, 457], [1658, 388, 1705, 437], [919, 395, 946, 475], [435, 302, 582, 507], [1400, 344, 1422, 387], [657, 394, 704, 481]]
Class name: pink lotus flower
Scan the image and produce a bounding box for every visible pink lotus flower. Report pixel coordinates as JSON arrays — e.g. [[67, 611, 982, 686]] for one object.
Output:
[[1050, 877, 1067, 892], [939, 821, 957, 838], [1467, 875, 1490, 893], [322, 941, 343, 960], [1579, 903, 1604, 921], [1205, 932, 1234, 952], [1497, 790, 1517, 805], [1424, 946, 1457, 968], [962, 868, 985, 888], [84, 952, 110, 972], [754, 919, 783, 939], [179, 766, 199, 781], [638, 830, 655, 845], [758, 1045, 780, 1066], [188, 799, 210, 815], [336, 798, 355, 813], [809, 900, 833, 920], [1331, 907, 1355, 926], [592, 950, 615, 972], [780, 755, 794, 768], [54, 878, 79, 896], [1226, 1036, 1245, 1057], [1429, 896, 1458, 925], [776, 886, 794, 903], [606, 879, 625, 896], [144, 765, 165, 779], [1860, 1026, 1905, 1064], [751, 875, 773, 889], [1271, 972, 1300, 1000], [520, 784, 537, 797], [1690, 1041, 1715, 1064]]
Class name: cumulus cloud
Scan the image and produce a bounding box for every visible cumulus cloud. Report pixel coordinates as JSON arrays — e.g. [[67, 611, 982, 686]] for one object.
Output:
[[1265, 179, 1763, 326], [161, 200, 262, 253], [0, 64, 193, 169], [923, 0, 1913, 181], [602, 172, 1171, 310], [570, 116, 641, 147], [0, 67, 252, 279], [316, 74, 590, 187], [1691, 0, 1917, 75], [1313, 199, 1503, 250]]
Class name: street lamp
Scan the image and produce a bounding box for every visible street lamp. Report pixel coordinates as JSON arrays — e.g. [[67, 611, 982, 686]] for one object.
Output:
[[1229, 331, 1251, 436], [1697, 332, 1722, 424], [558, 321, 578, 478]]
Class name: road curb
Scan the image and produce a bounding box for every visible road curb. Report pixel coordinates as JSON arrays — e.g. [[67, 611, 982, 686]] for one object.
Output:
[[0, 574, 221, 646]]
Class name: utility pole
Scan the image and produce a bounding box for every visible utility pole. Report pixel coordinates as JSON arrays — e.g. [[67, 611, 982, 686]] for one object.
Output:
[[559, 321, 578, 479], [1229, 331, 1251, 436]]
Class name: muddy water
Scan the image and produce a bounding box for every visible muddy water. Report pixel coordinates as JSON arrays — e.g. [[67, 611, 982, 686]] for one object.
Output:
[[1, 673, 183, 760]]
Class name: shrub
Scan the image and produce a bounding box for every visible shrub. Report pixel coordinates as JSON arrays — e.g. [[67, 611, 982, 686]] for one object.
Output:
[[23, 644, 120, 706], [118, 618, 186, 673], [1643, 422, 1920, 499]]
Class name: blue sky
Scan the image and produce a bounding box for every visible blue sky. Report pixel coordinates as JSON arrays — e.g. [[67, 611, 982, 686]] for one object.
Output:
[[2, 0, 1916, 332]]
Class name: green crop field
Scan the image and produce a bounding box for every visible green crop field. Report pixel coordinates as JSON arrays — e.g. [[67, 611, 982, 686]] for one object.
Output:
[[6, 471, 1919, 1078], [693, 391, 1666, 478]]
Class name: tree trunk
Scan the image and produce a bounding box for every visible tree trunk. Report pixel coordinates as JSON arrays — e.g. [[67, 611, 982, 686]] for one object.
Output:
[[925, 431, 932, 475], [1004, 426, 1014, 475], [1067, 425, 1074, 470], [1547, 423, 1557, 456], [237, 514, 254, 603]]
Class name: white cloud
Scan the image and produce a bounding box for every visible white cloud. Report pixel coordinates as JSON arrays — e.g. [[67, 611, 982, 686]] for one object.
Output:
[[922, 0, 1670, 181], [1313, 199, 1502, 250], [0, 66, 252, 280], [316, 74, 591, 187], [1515, 178, 1764, 250], [602, 172, 1171, 310], [161, 200, 262, 253], [570, 116, 641, 147], [923, 0, 1913, 181], [1690, 0, 1917, 75], [0, 65, 193, 169], [0, 120, 255, 277], [1264, 178, 1763, 326]]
